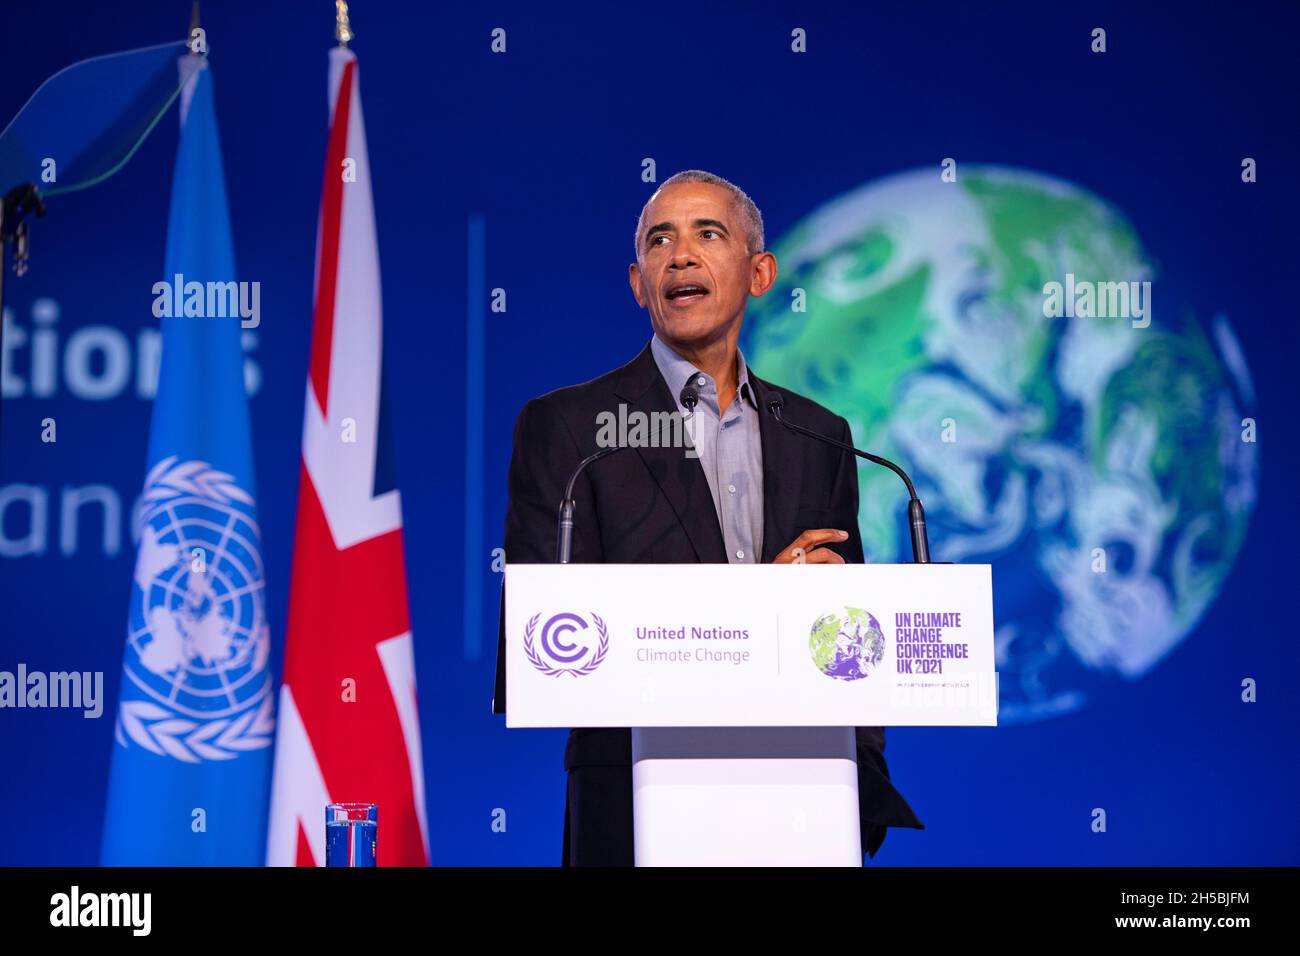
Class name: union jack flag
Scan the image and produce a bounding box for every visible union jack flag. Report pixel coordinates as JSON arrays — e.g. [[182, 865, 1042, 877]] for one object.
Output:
[[266, 46, 428, 866]]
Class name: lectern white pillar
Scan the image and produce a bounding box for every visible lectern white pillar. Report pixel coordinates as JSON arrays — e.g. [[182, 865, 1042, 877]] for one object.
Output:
[[631, 726, 861, 866]]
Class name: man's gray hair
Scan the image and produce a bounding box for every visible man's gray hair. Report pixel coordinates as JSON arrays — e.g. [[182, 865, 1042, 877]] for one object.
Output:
[[634, 169, 765, 259]]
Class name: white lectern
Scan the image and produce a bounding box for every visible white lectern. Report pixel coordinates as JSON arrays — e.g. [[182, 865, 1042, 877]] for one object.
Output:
[[505, 563, 996, 866]]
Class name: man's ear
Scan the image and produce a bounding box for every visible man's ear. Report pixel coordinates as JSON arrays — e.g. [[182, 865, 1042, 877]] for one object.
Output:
[[749, 251, 778, 298], [629, 262, 647, 308]]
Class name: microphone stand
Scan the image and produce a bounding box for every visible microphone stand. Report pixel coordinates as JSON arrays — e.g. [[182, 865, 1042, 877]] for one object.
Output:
[[555, 383, 701, 563], [556, 447, 621, 563], [0, 183, 47, 453], [768, 395, 931, 564]]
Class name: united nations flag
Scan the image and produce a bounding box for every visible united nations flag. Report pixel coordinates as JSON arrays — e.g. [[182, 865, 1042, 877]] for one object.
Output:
[[101, 54, 275, 865]]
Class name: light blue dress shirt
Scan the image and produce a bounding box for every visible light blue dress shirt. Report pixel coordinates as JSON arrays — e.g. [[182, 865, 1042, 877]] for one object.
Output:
[[650, 335, 764, 564]]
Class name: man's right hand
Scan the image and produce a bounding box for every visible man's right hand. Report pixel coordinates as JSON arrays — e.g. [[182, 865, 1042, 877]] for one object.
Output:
[[772, 529, 849, 565]]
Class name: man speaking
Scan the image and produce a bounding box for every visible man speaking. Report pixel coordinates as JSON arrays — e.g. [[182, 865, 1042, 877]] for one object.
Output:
[[494, 170, 923, 866]]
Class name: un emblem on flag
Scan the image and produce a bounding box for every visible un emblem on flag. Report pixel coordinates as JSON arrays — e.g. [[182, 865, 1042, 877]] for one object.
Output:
[[115, 457, 274, 763]]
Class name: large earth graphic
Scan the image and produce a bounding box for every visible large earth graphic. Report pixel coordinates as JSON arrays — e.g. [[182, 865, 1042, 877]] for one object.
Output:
[[743, 167, 1259, 721]]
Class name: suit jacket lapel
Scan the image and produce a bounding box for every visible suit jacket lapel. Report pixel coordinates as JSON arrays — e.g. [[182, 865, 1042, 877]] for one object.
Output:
[[613, 344, 727, 563], [748, 373, 804, 563]]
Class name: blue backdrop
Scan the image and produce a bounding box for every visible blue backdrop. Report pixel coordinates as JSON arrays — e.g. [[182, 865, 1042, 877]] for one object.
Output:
[[1, 0, 1296, 865]]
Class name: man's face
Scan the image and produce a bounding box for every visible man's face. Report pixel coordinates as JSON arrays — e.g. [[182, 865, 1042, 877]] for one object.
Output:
[[629, 182, 776, 350]]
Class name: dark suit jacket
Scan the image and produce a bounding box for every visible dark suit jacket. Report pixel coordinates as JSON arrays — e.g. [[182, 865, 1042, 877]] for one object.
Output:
[[494, 342, 924, 862]]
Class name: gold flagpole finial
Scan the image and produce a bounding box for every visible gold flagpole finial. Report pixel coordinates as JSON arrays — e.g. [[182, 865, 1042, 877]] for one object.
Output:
[[335, 0, 353, 47]]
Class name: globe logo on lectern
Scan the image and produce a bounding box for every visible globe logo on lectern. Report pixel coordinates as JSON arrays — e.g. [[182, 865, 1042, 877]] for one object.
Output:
[[809, 607, 885, 681], [524, 611, 610, 676], [745, 166, 1259, 721]]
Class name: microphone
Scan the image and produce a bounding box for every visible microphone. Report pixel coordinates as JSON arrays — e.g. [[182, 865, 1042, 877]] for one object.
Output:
[[765, 391, 932, 564], [679, 382, 700, 414], [555, 382, 701, 563]]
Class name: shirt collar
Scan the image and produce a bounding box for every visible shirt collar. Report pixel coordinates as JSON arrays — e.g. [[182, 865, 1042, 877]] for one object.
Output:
[[649, 334, 757, 412]]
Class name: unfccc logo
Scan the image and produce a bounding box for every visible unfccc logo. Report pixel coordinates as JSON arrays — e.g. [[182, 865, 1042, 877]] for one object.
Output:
[[524, 611, 609, 677]]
